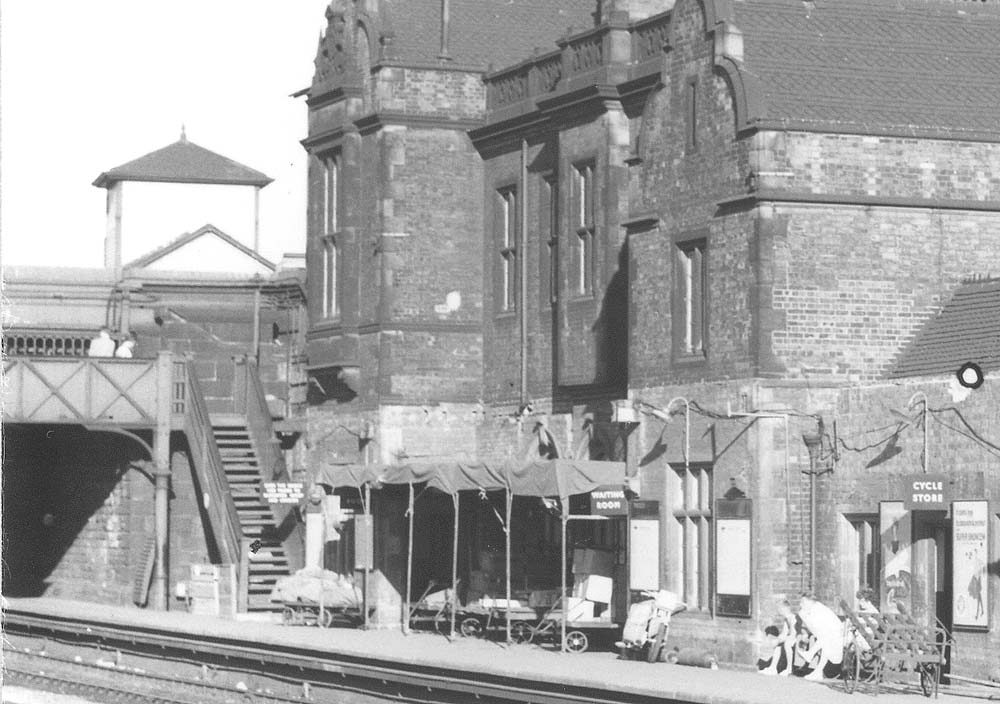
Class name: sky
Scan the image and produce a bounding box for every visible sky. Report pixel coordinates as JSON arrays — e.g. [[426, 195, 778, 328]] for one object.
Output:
[[1, 1, 331, 268]]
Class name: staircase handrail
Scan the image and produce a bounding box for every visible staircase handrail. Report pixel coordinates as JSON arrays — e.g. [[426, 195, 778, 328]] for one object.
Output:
[[181, 358, 243, 568], [235, 356, 286, 482], [234, 356, 304, 573]]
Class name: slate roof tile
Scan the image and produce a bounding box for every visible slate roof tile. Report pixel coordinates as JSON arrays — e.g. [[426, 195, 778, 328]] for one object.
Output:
[[735, 0, 1000, 137], [890, 280, 1000, 379], [93, 134, 273, 189], [383, 0, 593, 68]]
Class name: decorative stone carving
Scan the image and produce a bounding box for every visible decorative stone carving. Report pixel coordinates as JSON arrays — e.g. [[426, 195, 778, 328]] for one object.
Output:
[[314, 8, 349, 85]]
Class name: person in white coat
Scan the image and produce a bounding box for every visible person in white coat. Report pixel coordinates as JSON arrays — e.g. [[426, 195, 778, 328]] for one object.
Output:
[[797, 592, 845, 681], [87, 327, 115, 357]]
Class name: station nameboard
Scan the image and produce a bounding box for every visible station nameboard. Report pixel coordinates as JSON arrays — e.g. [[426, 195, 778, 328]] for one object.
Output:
[[262, 482, 305, 504], [590, 486, 628, 515], [901, 474, 950, 510]]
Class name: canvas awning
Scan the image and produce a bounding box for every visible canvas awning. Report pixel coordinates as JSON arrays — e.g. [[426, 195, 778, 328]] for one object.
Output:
[[314, 458, 625, 500]]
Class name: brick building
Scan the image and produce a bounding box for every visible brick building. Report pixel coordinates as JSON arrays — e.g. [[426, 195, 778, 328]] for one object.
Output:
[[304, 0, 1000, 671]]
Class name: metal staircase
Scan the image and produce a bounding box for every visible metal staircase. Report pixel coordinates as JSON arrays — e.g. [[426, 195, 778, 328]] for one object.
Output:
[[211, 416, 291, 611]]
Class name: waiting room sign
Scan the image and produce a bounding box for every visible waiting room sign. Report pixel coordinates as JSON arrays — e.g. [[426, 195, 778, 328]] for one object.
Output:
[[901, 474, 950, 510]]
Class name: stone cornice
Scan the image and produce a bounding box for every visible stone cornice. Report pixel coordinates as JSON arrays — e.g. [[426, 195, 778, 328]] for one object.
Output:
[[717, 189, 1000, 213]]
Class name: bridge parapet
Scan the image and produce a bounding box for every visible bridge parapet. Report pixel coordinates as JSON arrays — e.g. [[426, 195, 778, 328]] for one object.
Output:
[[2, 354, 176, 427]]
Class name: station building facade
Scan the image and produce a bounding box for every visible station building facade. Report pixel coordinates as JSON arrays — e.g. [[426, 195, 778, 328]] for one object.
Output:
[[299, 0, 1000, 672]]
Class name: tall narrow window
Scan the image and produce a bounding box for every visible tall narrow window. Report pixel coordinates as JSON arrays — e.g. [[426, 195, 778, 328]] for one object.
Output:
[[321, 237, 338, 319], [675, 239, 707, 356], [686, 78, 698, 153], [498, 187, 518, 312], [540, 174, 558, 307], [323, 154, 340, 236], [571, 162, 595, 297], [670, 464, 712, 610]]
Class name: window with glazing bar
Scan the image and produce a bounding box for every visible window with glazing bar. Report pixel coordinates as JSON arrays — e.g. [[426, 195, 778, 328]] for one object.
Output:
[[323, 153, 339, 236], [540, 174, 558, 307], [321, 236, 338, 319], [675, 239, 706, 356], [571, 162, 595, 297], [498, 187, 518, 312], [670, 463, 713, 610]]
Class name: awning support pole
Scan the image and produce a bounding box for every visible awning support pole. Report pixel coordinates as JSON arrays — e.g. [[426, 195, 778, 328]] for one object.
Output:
[[405, 481, 414, 634], [363, 482, 371, 630], [505, 490, 512, 645], [451, 492, 459, 640], [561, 503, 568, 653]]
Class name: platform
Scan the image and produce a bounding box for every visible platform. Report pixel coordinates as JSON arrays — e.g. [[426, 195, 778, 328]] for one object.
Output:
[[2, 597, 972, 704]]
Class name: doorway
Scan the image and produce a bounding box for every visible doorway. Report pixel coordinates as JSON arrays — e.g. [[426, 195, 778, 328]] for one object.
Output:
[[912, 512, 952, 675]]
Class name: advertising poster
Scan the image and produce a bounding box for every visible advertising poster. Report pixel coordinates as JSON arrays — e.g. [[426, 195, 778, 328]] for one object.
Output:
[[952, 500, 989, 629], [880, 501, 912, 615]]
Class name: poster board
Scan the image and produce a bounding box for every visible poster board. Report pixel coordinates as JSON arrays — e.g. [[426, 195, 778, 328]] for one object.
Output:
[[879, 501, 912, 615], [715, 499, 752, 617], [952, 500, 988, 629], [629, 500, 660, 592]]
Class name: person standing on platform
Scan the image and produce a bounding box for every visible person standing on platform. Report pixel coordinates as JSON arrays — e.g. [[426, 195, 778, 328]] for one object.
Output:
[[88, 327, 116, 357]]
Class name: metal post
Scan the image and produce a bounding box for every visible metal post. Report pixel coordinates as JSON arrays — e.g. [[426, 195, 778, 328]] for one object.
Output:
[[153, 352, 173, 610], [505, 490, 512, 645], [363, 482, 371, 630], [405, 482, 414, 634], [560, 504, 568, 653], [451, 492, 460, 639], [252, 287, 262, 365], [809, 468, 816, 592]]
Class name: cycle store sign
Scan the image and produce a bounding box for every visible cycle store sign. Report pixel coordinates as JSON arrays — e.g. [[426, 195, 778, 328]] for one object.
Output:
[[900, 474, 950, 510]]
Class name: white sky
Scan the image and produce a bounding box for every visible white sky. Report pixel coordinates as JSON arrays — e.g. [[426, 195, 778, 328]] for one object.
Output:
[[1, 1, 331, 268]]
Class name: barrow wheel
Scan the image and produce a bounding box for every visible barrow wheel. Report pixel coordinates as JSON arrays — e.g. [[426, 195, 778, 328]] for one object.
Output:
[[842, 643, 859, 694], [460, 617, 484, 638], [564, 630, 589, 654], [281, 606, 296, 626], [647, 623, 668, 663], [918, 663, 939, 698], [510, 621, 534, 644], [319, 608, 335, 628]]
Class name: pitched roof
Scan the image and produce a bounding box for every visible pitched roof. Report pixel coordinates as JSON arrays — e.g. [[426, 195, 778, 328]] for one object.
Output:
[[93, 133, 273, 188], [124, 224, 275, 271], [382, 0, 594, 68], [734, 0, 1000, 139], [889, 278, 1000, 379]]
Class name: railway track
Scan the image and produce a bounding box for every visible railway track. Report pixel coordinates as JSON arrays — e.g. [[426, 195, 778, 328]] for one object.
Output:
[[3, 608, 675, 704]]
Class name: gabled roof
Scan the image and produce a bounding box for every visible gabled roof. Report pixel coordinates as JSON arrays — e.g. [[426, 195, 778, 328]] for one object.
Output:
[[93, 132, 273, 189], [733, 0, 1000, 139], [124, 224, 275, 272], [890, 278, 1000, 379], [381, 0, 594, 68]]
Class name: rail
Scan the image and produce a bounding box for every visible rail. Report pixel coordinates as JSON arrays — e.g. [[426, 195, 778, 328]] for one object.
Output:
[[178, 359, 243, 572], [4, 604, 699, 704]]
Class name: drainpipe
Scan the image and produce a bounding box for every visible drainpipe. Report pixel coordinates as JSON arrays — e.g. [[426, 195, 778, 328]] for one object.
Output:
[[252, 284, 262, 365], [438, 0, 451, 61], [519, 139, 529, 406]]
